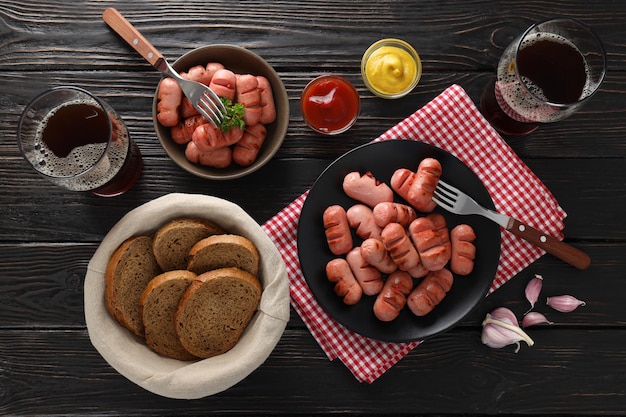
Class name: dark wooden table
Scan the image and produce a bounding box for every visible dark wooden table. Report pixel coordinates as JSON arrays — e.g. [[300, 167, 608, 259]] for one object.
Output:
[[1, 1, 625, 415]]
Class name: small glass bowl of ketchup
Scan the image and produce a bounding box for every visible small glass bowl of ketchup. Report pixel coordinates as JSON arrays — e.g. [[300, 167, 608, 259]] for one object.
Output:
[[301, 75, 360, 135]]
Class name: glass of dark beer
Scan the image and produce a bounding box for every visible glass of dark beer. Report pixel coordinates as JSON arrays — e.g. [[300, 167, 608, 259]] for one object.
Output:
[[481, 18, 606, 136], [18, 86, 143, 196]]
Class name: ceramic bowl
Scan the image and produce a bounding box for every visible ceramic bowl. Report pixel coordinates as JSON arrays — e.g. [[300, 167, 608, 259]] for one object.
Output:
[[153, 45, 289, 180]]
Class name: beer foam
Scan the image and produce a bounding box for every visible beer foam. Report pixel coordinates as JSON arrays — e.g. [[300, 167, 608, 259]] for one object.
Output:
[[27, 99, 130, 191]]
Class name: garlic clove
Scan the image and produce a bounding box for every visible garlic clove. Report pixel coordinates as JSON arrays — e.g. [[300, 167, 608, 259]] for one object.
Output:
[[524, 274, 543, 314], [481, 307, 534, 353], [522, 311, 553, 328], [546, 295, 586, 313], [489, 307, 519, 325]]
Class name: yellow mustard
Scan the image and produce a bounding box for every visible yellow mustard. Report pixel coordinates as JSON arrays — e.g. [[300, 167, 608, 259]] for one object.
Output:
[[364, 45, 418, 95]]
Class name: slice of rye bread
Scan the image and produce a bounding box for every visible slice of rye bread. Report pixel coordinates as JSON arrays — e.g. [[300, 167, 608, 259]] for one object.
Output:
[[105, 235, 162, 337], [174, 267, 262, 359], [152, 218, 225, 271], [187, 234, 260, 276], [140, 270, 199, 361]]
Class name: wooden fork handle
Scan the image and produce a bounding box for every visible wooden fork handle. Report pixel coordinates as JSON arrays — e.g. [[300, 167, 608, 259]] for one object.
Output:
[[102, 8, 164, 69], [506, 218, 591, 270]]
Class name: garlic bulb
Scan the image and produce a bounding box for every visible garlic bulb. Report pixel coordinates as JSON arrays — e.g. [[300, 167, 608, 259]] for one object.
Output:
[[481, 307, 534, 353], [547, 295, 586, 313]]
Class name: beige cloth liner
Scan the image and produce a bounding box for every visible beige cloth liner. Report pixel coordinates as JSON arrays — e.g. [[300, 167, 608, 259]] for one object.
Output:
[[84, 193, 290, 399]]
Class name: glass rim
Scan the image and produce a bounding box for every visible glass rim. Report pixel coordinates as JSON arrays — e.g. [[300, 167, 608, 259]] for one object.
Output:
[[17, 86, 114, 179], [513, 17, 607, 109]]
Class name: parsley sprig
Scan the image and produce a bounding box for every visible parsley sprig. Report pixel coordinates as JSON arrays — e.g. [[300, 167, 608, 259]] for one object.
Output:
[[218, 97, 246, 132]]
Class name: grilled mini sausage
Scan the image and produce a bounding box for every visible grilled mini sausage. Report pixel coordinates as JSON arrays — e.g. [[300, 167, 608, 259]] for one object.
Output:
[[390, 168, 415, 203], [209, 69, 237, 101], [192, 123, 243, 152], [407, 158, 442, 213], [171, 115, 206, 145], [257, 75, 276, 124], [323, 205, 353, 256], [346, 204, 382, 241], [408, 217, 451, 272], [373, 270, 414, 322], [372, 202, 418, 228], [326, 258, 363, 305], [233, 123, 267, 167], [450, 224, 476, 276], [184, 142, 232, 168], [381, 222, 420, 271], [360, 237, 397, 274], [156, 77, 183, 127], [346, 247, 384, 296], [236, 74, 262, 126], [343, 171, 394, 208], [407, 268, 454, 316]]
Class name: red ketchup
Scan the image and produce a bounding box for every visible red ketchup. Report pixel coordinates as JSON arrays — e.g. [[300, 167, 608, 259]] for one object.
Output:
[[301, 75, 360, 135]]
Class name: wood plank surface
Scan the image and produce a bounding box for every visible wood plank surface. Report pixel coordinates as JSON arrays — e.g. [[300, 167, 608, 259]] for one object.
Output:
[[1, 0, 625, 415]]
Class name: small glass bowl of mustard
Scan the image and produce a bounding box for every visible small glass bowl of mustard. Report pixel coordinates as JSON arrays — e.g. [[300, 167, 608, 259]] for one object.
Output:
[[361, 38, 422, 99]]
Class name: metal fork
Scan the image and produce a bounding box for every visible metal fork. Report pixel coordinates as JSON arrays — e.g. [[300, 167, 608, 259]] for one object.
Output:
[[433, 179, 591, 270], [103, 8, 225, 126]]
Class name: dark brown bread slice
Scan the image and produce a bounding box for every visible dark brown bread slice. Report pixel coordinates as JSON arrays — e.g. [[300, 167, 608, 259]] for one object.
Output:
[[187, 234, 260, 275], [105, 236, 162, 337], [174, 267, 262, 359], [140, 270, 198, 361], [152, 218, 225, 271]]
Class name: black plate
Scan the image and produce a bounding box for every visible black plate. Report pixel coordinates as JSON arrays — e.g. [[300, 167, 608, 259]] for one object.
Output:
[[297, 140, 501, 342]]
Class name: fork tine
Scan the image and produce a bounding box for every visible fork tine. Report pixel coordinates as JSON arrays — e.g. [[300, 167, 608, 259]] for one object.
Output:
[[433, 181, 457, 201], [436, 179, 460, 197], [432, 179, 460, 210], [205, 89, 227, 113], [195, 104, 219, 125], [432, 190, 455, 208], [198, 96, 223, 123]]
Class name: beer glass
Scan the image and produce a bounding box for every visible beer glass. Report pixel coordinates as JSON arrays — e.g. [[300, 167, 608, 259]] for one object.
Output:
[[481, 18, 606, 136], [18, 86, 143, 196]]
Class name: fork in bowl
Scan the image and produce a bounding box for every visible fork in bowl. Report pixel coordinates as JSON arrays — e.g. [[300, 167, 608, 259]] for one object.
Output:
[[433, 179, 591, 270], [102, 8, 226, 126]]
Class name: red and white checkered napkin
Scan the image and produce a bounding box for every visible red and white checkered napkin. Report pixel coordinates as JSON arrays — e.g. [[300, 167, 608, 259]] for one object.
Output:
[[261, 84, 567, 383]]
